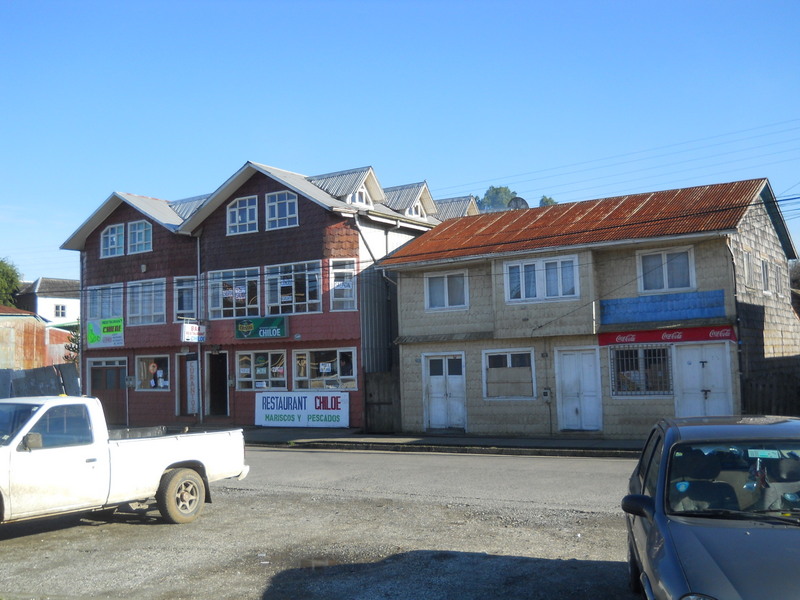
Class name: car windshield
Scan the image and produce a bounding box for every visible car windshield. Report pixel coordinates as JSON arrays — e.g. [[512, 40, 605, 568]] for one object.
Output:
[[0, 403, 41, 445], [667, 441, 800, 517]]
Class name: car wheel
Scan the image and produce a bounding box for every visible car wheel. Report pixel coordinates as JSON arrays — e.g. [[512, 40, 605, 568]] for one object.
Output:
[[156, 468, 205, 524], [628, 542, 643, 595]]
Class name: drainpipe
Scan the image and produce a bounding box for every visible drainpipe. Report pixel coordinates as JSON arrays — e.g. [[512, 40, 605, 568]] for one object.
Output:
[[196, 232, 204, 425]]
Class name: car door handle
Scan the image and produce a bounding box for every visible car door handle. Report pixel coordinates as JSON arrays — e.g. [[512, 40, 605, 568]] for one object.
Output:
[[86, 458, 98, 463]]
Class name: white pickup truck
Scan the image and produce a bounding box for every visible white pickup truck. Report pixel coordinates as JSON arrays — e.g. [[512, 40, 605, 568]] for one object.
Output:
[[0, 396, 249, 524]]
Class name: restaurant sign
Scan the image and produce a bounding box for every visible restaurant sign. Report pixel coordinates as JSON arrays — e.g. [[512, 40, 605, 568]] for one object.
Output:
[[235, 317, 287, 339]]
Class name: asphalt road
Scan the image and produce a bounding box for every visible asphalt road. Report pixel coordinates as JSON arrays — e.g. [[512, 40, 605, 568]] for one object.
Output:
[[0, 448, 639, 600]]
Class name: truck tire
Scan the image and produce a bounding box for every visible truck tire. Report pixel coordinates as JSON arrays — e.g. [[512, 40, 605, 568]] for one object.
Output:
[[156, 468, 205, 524]]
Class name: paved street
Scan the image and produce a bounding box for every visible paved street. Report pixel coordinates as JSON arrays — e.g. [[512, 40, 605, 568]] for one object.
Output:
[[0, 448, 638, 600]]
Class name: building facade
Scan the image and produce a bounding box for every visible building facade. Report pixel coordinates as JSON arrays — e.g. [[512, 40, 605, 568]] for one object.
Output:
[[380, 179, 800, 439], [62, 162, 437, 428]]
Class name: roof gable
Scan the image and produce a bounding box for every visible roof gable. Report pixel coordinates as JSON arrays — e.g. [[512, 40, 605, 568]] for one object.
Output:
[[382, 179, 783, 267]]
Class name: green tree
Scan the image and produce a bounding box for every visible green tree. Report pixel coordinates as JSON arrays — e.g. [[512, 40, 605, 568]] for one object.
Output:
[[0, 258, 21, 307], [539, 195, 557, 207], [479, 186, 516, 211]]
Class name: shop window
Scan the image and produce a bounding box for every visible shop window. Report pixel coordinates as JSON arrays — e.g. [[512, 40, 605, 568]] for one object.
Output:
[[610, 345, 671, 396], [136, 355, 170, 391], [294, 349, 356, 390], [237, 351, 287, 390], [483, 350, 534, 398]]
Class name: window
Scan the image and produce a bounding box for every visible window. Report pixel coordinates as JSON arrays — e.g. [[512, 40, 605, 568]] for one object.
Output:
[[425, 271, 467, 310], [174, 277, 198, 321], [762, 260, 771, 293], [54, 304, 66, 318], [227, 196, 258, 235], [610, 345, 672, 396], [28, 404, 93, 448], [266, 191, 298, 230], [127, 279, 166, 325], [294, 348, 356, 390], [331, 259, 357, 311], [87, 284, 123, 319], [506, 256, 578, 302], [407, 202, 426, 218], [237, 351, 286, 390], [639, 248, 693, 292], [101, 224, 125, 258], [208, 268, 260, 319], [266, 261, 321, 314], [349, 185, 372, 207], [136, 355, 169, 390], [483, 350, 534, 398], [128, 220, 152, 254]]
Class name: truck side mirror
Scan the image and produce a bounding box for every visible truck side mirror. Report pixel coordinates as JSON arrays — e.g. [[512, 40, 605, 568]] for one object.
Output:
[[20, 432, 43, 451]]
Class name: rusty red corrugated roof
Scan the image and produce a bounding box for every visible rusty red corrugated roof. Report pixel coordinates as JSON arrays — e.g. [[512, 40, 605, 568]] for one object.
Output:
[[381, 179, 768, 266]]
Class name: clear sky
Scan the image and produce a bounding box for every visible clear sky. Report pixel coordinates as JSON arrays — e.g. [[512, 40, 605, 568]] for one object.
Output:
[[1, 0, 799, 282]]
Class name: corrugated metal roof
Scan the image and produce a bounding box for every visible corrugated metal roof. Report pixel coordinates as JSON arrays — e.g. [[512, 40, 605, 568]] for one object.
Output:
[[307, 167, 372, 198], [434, 196, 478, 220], [384, 182, 425, 211], [381, 179, 769, 267]]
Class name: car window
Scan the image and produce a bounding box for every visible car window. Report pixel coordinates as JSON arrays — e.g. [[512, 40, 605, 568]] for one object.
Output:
[[636, 428, 662, 489], [26, 404, 93, 449], [643, 435, 663, 497]]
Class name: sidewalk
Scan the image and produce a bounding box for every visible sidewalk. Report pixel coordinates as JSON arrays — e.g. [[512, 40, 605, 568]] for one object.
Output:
[[243, 427, 644, 458]]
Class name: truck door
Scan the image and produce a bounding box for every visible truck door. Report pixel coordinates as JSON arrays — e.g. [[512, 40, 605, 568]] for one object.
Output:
[[10, 403, 110, 519]]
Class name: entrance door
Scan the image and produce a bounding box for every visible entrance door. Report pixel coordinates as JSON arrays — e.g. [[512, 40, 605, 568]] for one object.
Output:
[[207, 352, 229, 416], [675, 343, 731, 417], [425, 354, 465, 430], [557, 349, 602, 431], [89, 360, 127, 426]]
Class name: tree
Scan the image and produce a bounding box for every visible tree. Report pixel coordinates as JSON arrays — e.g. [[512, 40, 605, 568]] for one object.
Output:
[[539, 195, 557, 207], [0, 258, 21, 307], [64, 329, 81, 365], [479, 186, 516, 211]]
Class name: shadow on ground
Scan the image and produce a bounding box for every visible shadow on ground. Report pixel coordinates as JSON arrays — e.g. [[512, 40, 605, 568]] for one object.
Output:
[[262, 549, 636, 600]]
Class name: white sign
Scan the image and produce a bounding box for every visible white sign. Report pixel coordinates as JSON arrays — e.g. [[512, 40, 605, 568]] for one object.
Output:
[[255, 391, 349, 428], [181, 323, 206, 343]]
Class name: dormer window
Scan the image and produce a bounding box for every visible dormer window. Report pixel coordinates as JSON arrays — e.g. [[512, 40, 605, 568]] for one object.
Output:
[[227, 196, 258, 235], [349, 185, 372, 207], [407, 202, 426, 219]]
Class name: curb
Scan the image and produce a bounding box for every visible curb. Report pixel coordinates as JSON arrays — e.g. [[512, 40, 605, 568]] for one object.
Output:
[[246, 439, 641, 459]]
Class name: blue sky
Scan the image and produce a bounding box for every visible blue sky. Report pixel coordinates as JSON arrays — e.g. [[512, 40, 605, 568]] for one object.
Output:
[[1, 0, 799, 282]]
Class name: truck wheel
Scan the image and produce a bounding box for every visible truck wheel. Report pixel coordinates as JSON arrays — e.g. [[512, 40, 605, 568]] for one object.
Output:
[[156, 468, 205, 524]]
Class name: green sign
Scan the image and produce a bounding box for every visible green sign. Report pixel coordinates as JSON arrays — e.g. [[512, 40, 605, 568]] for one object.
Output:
[[86, 318, 125, 348], [235, 317, 287, 339]]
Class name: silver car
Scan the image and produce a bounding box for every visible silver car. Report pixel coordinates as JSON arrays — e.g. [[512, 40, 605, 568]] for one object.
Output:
[[622, 416, 800, 599]]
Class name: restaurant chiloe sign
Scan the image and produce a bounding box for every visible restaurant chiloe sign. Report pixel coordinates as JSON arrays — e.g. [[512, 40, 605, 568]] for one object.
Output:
[[235, 317, 287, 339]]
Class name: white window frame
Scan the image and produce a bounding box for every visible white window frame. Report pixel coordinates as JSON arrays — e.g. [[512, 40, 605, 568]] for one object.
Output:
[[637, 246, 695, 293], [227, 195, 258, 235], [331, 259, 357, 311], [609, 345, 673, 396], [55, 304, 66, 318], [135, 354, 170, 391], [87, 283, 123, 319], [424, 270, 468, 311], [406, 201, 426, 218], [236, 350, 287, 391], [762, 260, 771, 294], [505, 255, 579, 303], [174, 276, 198, 322], [293, 348, 356, 390], [482, 349, 536, 400], [127, 278, 166, 326], [266, 261, 321, 315], [128, 220, 152, 254], [266, 191, 298, 230], [101, 224, 125, 258], [208, 268, 261, 320], [349, 185, 373, 207]]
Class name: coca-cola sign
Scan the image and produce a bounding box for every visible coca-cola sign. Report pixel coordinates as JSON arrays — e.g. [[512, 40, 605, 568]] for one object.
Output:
[[599, 326, 736, 346]]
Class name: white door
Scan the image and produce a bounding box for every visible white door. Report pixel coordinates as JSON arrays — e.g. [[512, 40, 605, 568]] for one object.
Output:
[[675, 343, 732, 417], [10, 404, 110, 519], [425, 355, 466, 429], [557, 349, 602, 431]]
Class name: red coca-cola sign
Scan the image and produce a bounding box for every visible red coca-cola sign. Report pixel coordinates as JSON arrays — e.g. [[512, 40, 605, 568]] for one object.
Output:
[[599, 326, 736, 346]]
